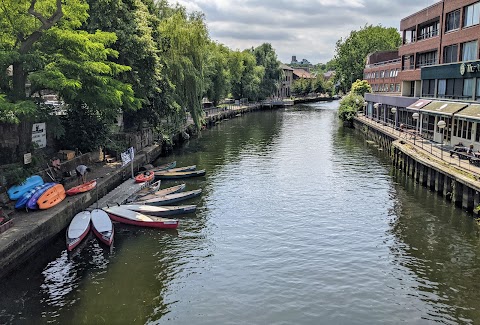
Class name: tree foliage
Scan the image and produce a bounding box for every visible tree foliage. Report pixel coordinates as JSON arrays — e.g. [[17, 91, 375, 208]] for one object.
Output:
[[333, 24, 401, 93], [351, 79, 372, 97], [252, 43, 281, 100], [338, 93, 364, 123]]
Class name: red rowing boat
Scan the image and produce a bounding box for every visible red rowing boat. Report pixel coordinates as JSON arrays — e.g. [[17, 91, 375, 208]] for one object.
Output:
[[66, 180, 97, 196], [135, 171, 154, 183], [103, 206, 179, 229]]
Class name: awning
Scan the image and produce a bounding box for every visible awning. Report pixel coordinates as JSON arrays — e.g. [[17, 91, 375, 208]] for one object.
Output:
[[420, 101, 468, 117], [454, 104, 480, 122], [406, 99, 432, 111]]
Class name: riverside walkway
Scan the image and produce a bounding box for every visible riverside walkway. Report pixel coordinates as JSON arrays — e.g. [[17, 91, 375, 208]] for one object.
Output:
[[356, 115, 480, 178]]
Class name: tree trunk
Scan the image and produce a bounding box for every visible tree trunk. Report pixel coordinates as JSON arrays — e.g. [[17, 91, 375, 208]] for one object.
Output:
[[12, 61, 27, 100]]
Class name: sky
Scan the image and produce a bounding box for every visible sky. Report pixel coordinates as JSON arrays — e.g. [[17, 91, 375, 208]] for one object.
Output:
[[174, 0, 438, 65]]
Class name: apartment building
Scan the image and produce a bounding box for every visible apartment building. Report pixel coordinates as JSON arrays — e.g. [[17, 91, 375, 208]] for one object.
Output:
[[364, 0, 480, 147], [363, 51, 401, 95]]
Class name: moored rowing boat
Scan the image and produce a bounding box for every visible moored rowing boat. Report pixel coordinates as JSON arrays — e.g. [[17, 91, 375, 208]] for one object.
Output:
[[103, 206, 179, 229], [130, 184, 186, 202], [67, 211, 91, 251], [130, 189, 202, 206], [91, 209, 114, 246], [155, 170, 206, 180], [120, 204, 197, 216]]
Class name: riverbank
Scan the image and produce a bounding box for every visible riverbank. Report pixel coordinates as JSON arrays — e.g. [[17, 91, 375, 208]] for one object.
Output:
[[0, 102, 268, 278]]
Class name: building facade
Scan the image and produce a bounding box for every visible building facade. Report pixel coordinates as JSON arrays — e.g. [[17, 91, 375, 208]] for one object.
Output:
[[365, 0, 480, 149], [363, 51, 402, 96]]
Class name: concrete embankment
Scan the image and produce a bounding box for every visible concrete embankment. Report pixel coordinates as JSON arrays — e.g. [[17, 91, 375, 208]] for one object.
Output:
[[0, 103, 264, 278]]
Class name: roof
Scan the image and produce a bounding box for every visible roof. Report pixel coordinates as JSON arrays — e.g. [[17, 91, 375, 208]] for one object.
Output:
[[323, 71, 335, 78], [280, 64, 294, 71], [454, 104, 480, 122], [406, 99, 432, 111], [420, 101, 468, 117], [292, 69, 314, 79]]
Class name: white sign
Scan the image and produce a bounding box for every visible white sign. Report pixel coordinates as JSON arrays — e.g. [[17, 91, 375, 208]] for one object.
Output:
[[32, 123, 46, 148], [121, 147, 135, 167], [24, 153, 32, 164]]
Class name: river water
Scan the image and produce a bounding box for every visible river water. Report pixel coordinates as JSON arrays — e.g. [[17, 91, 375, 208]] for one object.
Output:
[[1, 101, 480, 324]]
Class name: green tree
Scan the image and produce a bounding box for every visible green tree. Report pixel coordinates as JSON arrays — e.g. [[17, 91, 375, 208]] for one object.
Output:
[[253, 43, 281, 100], [229, 50, 263, 101], [159, 7, 209, 128], [338, 93, 364, 123], [84, 0, 164, 130], [333, 24, 401, 92], [312, 74, 326, 94], [351, 79, 372, 96], [204, 42, 230, 106]]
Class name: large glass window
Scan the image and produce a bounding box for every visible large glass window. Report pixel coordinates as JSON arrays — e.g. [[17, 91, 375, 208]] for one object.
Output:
[[462, 41, 478, 61], [443, 44, 458, 63], [446, 9, 461, 32], [417, 51, 437, 68], [464, 78, 474, 98], [418, 21, 439, 40], [464, 2, 480, 27], [438, 79, 446, 97]]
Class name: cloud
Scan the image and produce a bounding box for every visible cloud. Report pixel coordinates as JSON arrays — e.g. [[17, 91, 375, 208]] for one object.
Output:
[[173, 0, 437, 64]]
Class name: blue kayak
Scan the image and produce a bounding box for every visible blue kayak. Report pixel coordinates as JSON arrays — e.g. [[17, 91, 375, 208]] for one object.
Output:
[[7, 175, 44, 200], [26, 183, 56, 210], [15, 183, 54, 209]]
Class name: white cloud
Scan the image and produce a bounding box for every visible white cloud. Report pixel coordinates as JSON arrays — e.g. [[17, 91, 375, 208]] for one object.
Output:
[[173, 0, 437, 64]]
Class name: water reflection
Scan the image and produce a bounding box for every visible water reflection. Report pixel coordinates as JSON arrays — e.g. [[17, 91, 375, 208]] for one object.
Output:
[[1, 102, 480, 324]]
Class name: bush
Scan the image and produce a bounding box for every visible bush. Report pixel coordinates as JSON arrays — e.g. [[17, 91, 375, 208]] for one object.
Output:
[[338, 93, 364, 123]]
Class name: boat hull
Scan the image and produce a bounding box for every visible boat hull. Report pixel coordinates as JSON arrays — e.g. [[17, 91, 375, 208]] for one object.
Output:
[[150, 161, 176, 172], [104, 207, 179, 229], [26, 183, 56, 210], [131, 184, 186, 202], [66, 180, 97, 196], [135, 171, 155, 183], [132, 189, 202, 206], [67, 211, 91, 251], [38, 184, 66, 210], [91, 209, 114, 246], [155, 170, 206, 180], [120, 204, 197, 216], [8, 175, 44, 200]]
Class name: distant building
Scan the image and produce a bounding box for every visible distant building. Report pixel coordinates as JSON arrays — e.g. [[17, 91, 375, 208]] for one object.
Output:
[[292, 69, 315, 81], [363, 50, 401, 95], [323, 70, 335, 81], [277, 64, 294, 98], [291, 56, 298, 65]]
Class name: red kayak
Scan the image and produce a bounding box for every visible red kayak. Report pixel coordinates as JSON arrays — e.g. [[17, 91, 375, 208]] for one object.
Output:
[[135, 171, 154, 183], [66, 180, 97, 196]]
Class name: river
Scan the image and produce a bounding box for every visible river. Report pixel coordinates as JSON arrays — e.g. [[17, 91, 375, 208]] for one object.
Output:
[[1, 101, 480, 324]]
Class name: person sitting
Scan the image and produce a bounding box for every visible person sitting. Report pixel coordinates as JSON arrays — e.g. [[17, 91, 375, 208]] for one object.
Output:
[[467, 144, 474, 155], [76, 165, 91, 184]]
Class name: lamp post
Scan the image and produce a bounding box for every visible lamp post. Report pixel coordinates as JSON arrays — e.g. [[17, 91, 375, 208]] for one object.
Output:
[[412, 112, 419, 146], [391, 107, 397, 131], [437, 120, 446, 160]]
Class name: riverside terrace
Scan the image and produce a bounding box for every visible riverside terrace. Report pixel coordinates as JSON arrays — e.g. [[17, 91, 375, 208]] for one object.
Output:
[[355, 114, 480, 213]]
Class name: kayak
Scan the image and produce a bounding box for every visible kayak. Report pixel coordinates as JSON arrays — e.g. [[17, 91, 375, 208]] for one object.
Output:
[[66, 211, 91, 251], [91, 209, 114, 246], [127, 180, 161, 201], [153, 165, 196, 177], [37, 184, 66, 210], [103, 206, 179, 229], [15, 183, 52, 209], [26, 183, 56, 210], [66, 180, 97, 196], [8, 175, 44, 200], [135, 171, 155, 183]]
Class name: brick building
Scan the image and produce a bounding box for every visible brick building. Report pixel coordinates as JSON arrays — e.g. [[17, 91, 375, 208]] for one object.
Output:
[[364, 0, 480, 148]]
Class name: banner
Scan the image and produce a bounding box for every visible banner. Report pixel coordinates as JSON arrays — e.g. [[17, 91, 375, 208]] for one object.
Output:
[[121, 147, 135, 166]]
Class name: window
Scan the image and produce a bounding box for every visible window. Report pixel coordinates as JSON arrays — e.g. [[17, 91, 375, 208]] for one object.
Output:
[[446, 79, 455, 98], [443, 44, 458, 63], [418, 21, 439, 40], [395, 84, 400, 92], [422, 80, 435, 97], [464, 2, 480, 28], [446, 9, 461, 32], [403, 55, 414, 70], [417, 51, 437, 68], [438, 79, 446, 97], [462, 41, 478, 61], [390, 84, 394, 92], [380, 70, 385, 78], [464, 78, 474, 98]]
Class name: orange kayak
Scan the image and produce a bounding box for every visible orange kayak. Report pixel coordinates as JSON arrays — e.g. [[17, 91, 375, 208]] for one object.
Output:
[[66, 180, 97, 196], [37, 184, 66, 210], [135, 171, 154, 183]]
